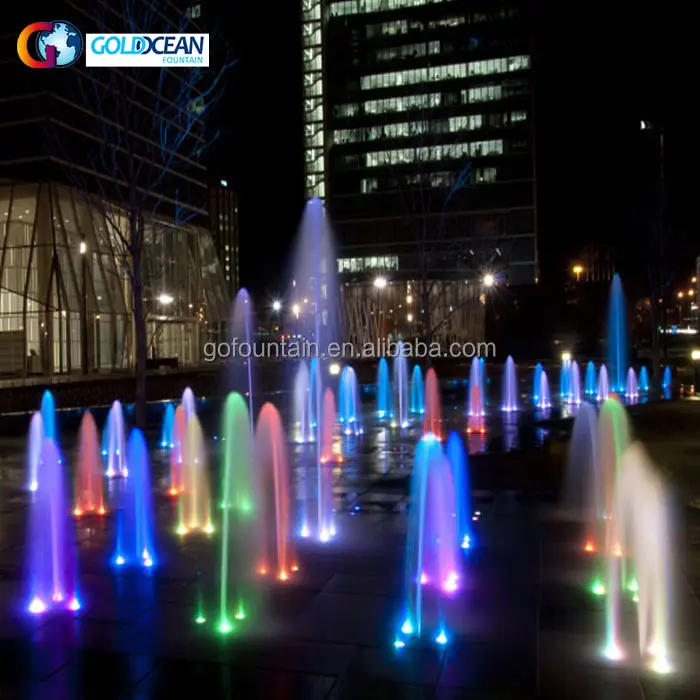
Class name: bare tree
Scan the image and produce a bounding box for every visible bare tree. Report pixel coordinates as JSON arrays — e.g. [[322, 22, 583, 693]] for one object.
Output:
[[51, 0, 235, 426], [367, 110, 502, 347]]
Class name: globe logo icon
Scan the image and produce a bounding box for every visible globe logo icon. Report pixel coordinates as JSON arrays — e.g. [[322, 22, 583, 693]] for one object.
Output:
[[35, 21, 83, 68]]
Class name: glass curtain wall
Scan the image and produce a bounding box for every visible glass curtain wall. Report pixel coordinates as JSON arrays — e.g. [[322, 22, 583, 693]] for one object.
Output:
[[0, 181, 228, 376]]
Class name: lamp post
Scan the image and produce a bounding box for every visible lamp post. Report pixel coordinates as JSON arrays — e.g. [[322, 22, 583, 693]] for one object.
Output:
[[572, 264, 583, 282], [641, 120, 665, 394], [79, 240, 88, 374]]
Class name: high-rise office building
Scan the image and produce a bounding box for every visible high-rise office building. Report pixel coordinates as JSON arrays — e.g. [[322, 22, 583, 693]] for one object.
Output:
[[302, 0, 537, 344], [209, 178, 240, 296]]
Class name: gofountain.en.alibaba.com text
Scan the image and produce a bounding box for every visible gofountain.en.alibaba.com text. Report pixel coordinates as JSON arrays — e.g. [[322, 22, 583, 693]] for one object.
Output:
[[203, 338, 496, 362]]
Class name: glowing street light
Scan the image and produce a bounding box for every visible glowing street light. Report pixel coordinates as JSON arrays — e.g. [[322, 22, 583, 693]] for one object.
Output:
[[329, 363, 341, 375], [678, 292, 684, 299], [158, 293, 174, 305], [482, 273, 495, 287], [561, 351, 572, 362], [374, 276, 388, 289], [79, 241, 87, 254], [272, 300, 282, 311], [292, 303, 300, 318], [572, 264, 583, 281], [691, 349, 700, 361]]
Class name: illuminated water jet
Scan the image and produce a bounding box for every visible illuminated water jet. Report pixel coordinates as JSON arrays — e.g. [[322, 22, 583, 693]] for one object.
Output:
[[597, 365, 610, 402], [501, 355, 518, 412], [40, 390, 56, 442], [423, 368, 442, 437], [169, 405, 186, 496], [161, 403, 175, 448], [339, 365, 362, 435], [394, 345, 410, 428], [535, 369, 551, 409], [218, 392, 257, 632], [229, 289, 255, 433], [467, 357, 485, 433], [113, 429, 156, 569], [398, 434, 461, 644], [376, 358, 393, 419], [27, 412, 43, 492], [74, 412, 105, 516], [254, 403, 295, 581], [104, 400, 127, 478], [293, 360, 311, 443], [178, 414, 212, 535], [606, 274, 628, 394], [585, 361, 596, 396], [27, 438, 79, 614], [410, 365, 424, 415], [625, 368, 638, 402]]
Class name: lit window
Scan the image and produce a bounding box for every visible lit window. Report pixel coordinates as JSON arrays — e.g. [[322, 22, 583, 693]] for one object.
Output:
[[186, 4, 201, 19]]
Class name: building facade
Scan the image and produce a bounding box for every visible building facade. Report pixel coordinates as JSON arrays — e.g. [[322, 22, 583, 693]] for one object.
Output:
[[0, 181, 228, 376], [209, 179, 240, 297], [302, 0, 536, 344], [0, 1, 233, 373]]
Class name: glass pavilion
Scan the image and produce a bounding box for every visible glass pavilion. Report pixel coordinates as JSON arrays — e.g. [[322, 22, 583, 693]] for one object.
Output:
[[0, 180, 229, 377]]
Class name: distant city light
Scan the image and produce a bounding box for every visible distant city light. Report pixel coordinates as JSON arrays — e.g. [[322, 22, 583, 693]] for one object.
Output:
[[329, 363, 341, 375], [292, 303, 300, 316], [561, 351, 571, 362], [158, 293, 174, 305], [220, 179, 227, 187], [407, 313, 413, 322], [692, 349, 700, 361], [79, 241, 87, 254], [482, 273, 495, 287], [572, 264, 583, 280], [374, 277, 388, 289], [272, 300, 281, 311]]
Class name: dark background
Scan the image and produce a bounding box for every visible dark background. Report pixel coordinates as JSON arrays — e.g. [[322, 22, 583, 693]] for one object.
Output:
[[221, 0, 696, 302]]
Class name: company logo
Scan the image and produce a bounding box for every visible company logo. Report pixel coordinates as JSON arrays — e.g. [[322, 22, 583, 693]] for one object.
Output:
[[17, 21, 84, 68], [85, 34, 209, 67]]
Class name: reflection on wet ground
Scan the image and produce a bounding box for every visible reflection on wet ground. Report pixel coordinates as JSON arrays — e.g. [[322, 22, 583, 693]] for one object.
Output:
[[0, 401, 698, 699]]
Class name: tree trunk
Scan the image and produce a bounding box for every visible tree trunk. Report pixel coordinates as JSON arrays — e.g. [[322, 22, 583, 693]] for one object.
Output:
[[132, 250, 148, 429]]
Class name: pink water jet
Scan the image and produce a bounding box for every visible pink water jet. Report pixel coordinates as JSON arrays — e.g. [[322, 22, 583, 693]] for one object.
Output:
[[320, 388, 340, 464], [254, 403, 296, 581], [423, 368, 442, 438], [169, 405, 186, 496], [74, 412, 105, 516]]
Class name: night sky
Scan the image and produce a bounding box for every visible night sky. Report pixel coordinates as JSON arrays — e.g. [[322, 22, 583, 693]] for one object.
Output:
[[222, 0, 695, 301]]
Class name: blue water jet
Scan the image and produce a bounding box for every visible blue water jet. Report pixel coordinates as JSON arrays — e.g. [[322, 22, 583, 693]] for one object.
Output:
[[662, 366, 672, 399], [161, 403, 175, 448], [606, 274, 628, 394], [40, 390, 56, 442], [399, 434, 460, 644], [394, 345, 409, 427], [410, 365, 424, 414], [585, 361, 596, 396], [376, 358, 393, 419], [339, 365, 362, 435], [639, 366, 650, 392], [113, 429, 156, 569], [560, 357, 571, 401], [445, 432, 472, 550], [501, 356, 518, 411], [533, 363, 543, 405]]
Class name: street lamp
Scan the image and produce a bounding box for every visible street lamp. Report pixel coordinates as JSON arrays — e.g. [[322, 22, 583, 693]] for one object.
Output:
[[572, 264, 583, 281], [158, 293, 174, 305], [373, 276, 388, 289], [482, 273, 495, 287], [292, 303, 300, 318], [80, 240, 87, 373], [272, 300, 282, 312]]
